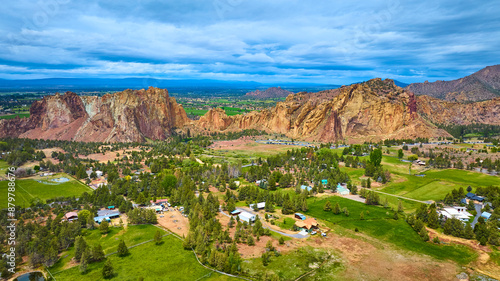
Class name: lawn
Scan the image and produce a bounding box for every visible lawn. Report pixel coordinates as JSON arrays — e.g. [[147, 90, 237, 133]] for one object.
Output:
[[277, 217, 296, 231], [305, 196, 477, 265], [243, 246, 342, 280], [0, 173, 92, 208], [0, 160, 8, 176], [184, 108, 208, 116], [52, 234, 235, 281]]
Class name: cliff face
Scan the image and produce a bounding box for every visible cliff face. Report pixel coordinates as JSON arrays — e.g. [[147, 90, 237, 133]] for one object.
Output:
[[0, 87, 188, 142], [406, 65, 500, 102], [193, 79, 450, 142], [417, 96, 500, 125]]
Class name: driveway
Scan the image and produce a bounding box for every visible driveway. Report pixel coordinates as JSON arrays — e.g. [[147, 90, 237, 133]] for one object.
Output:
[[220, 207, 309, 239], [471, 203, 482, 228]]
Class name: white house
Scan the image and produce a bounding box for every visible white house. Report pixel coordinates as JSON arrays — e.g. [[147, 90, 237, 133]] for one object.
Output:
[[238, 211, 256, 223], [439, 206, 472, 222], [249, 202, 266, 210], [96, 171, 103, 178]]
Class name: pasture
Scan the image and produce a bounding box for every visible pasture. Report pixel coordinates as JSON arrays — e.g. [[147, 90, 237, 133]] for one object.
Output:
[[0, 173, 92, 208]]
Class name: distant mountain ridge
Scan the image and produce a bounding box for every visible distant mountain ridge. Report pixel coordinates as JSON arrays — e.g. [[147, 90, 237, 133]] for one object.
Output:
[[406, 65, 500, 102], [245, 87, 294, 98]]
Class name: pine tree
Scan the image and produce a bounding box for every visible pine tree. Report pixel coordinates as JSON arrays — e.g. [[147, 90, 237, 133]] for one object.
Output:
[[102, 259, 114, 279], [154, 230, 163, 245], [360, 211, 364, 220], [323, 201, 332, 211], [464, 223, 474, 239], [79, 250, 88, 274], [333, 202, 341, 215], [427, 209, 439, 229], [443, 219, 452, 235], [86, 215, 95, 230], [393, 211, 399, 220], [91, 244, 105, 262], [279, 236, 285, 245], [74, 236, 87, 262], [117, 240, 129, 257], [99, 220, 109, 234], [247, 235, 255, 246]]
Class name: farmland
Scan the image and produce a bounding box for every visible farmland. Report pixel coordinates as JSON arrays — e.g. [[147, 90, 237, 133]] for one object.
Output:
[[0, 173, 92, 208]]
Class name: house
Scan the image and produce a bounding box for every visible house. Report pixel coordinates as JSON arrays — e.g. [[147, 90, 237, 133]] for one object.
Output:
[[465, 192, 485, 202], [439, 206, 473, 222], [481, 212, 492, 220], [256, 179, 267, 185], [300, 185, 312, 191], [295, 218, 319, 233], [237, 211, 256, 223], [64, 211, 78, 222], [295, 213, 306, 220], [150, 198, 169, 205], [94, 209, 121, 223], [336, 183, 350, 195], [230, 210, 241, 216], [249, 202, 266, 210]]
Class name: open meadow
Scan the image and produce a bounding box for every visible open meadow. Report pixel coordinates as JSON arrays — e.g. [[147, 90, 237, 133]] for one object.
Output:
[[0, 173, 92, 208]]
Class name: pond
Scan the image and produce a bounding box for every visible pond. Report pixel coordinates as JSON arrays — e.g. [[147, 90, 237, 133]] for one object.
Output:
[[13, 271, 45, 281], [51, 177, 70, 183]]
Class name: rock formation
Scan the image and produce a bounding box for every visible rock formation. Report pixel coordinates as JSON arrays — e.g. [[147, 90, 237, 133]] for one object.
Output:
[[406, 65, 500, 102], [245, 87, 294, 98], [192, 79, 451, 143], [0, 87, 188, 142]]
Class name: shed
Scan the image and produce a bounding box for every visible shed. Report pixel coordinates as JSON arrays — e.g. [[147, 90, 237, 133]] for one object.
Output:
[[321, 179, 328, 185], [230, 210, 241, 216], [249, 202, 266, 209], [337, 183, 350, 195], [238, 211, 256, 223], [300, 185, 312, 191], [295, 213, 306, 220], [107, 206, 115, 210], [481, 212, 492, 220], [64, 211, 78, 222]]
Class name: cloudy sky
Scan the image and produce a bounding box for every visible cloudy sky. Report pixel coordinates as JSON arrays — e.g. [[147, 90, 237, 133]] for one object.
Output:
[[0, 0, 499, 84]]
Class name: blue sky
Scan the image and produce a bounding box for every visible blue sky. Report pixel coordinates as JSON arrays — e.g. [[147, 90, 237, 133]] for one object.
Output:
[[0, 0, 499, 84]]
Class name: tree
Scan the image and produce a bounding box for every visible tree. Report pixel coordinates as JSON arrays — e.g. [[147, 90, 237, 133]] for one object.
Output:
[[117, 240, 129, 257], [86, 215, 95, 230], [333, 202, 341, 215], [266, 240, 274, 251], [323, 201, 332, 212], [91, 245, 105, 262], [99, 220, 109, 234], [366, 178, 371, 189], [393, 211, 399, 220], [247, 235, 255, 246], [427, 209, 439, 229], [397, 201, 404, 213], [79, 250, 89, 274], [102, 259, 114, 279], [370, 149, 382, 167], [154, 230, 163, 245], [78, 210, 91, 227], [74, 236, 87, 262], [279, 236, 285, 245], [261, 252, 270, 266], [360, 211, 365, 220], [464, 223, 474, 239], [397, 149, 404, 159]]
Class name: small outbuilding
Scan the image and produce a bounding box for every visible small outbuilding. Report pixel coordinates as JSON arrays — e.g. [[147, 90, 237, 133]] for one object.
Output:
[[238, 211, 256, 223], [295, 213, 306, 220], [249, 202, 266, 210], [481, 212, 492, 220], [64, 211, 78, 222]]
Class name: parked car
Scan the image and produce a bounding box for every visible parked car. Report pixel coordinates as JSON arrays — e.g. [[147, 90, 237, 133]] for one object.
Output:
[[311, 230, 317, 235], [321, 232, 327, 237]]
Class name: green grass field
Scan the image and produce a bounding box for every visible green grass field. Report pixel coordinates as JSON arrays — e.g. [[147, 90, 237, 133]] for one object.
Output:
[[0, 113, 30, 119], [0, 173, 92, 208], [53, 234, 235, 281], [305, 196, 477, 265], [243, 246, 342, 280], [277, 217, 296, 230], [184, 108, 208, 116], [0, 160, 9, 176], [50, 224, 165, 273]]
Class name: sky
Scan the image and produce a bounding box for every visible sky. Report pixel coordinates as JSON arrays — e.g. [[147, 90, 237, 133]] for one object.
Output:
[[0, 0, 499, 84]]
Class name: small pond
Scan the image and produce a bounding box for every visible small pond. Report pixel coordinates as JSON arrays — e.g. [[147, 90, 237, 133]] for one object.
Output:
[[51, 177, 70, 183], [13, 271, 45, 281]]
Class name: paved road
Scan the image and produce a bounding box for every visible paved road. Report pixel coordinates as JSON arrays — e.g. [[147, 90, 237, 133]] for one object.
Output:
[[221, 207, 308, 239], [471, 203, 482, 228]]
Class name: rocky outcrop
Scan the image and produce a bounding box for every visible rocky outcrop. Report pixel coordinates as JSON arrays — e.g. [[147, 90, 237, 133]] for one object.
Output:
[[245, 87, 294, 98], [190, 79, 451, 143], [0, 87, 188, 142], [417, 96, 500, 125], [406, 65, 500, 102]]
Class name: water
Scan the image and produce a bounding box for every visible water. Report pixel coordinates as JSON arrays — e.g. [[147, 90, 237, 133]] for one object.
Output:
[[51, 177, 70, 183], [13, 271, 45, 281]]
